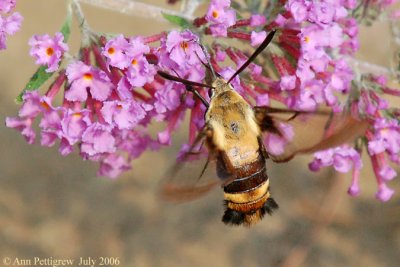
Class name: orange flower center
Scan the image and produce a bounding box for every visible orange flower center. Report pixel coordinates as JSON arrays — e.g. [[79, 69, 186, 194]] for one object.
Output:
[[40, 101, 50, 110], [304, 36, 310, 43], [212, 10, 219, 18], [116, 104, 123, 109], [72, 112, 82, 119], [180, 41, 189, 50], [108, 47, 115, 55], [46, 47, 54, 56], [131, 59, 138, 65], [83, 73, 93, 80]]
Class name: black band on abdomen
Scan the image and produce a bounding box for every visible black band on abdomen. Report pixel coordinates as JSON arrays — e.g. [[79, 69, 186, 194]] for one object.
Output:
[[223, 165, 268, 193]]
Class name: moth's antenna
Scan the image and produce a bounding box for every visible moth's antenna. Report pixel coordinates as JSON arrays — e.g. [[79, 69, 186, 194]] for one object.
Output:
[[195, 51, 213, 74], [158, 71, 214, 89], [197, 41, 217, 80], [157, 70, 210, 108], [227, 30, 277, 84]]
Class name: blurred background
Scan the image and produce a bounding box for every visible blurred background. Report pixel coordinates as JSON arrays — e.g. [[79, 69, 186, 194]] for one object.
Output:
[[0, 1, 399, 267]]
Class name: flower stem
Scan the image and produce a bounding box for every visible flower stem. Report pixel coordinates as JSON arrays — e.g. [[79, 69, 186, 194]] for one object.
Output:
[[71, 0, 96, 46]]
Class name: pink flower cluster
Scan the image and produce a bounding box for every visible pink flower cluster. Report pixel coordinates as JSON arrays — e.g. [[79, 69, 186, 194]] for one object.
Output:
[[0, 0, 22, 49], [318, 74, 400, 201], [276, 0, 358, 111], [275, 1, 399, 201], [5, 30, 209, 178], [5, 0, 400, 200]]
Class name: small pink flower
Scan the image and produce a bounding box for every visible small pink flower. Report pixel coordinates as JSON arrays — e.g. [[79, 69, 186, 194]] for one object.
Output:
[[29, 32, 68, 72], [38, 98, 62, 146], [101, 100, 146, 130], [250, 31, 267, 47], [0, 0, 16, 14], [256, 94, 269, 106], [375, 183, 394, 202], [308, 2, 336, 25], [205, 0, 236, 37], [5, 91, 43, 144], [126, 55, 156, 87], [265, 122, 294, 156], [378, 165, 397, 181], [165, 30, 203, 66], [65, 61, 114, 101], [309, 146, 362, 173], [102, 34, 131, 69], [280, 75, 296, 91], [368, 118, 400, 156], [98, 154, 131, 178], [157, 129, 171, 145], [61, 109, 92, 147], [286, 0, 309, 23], [250, 14, 266, 26], [0, 11, 23, 49], [5, 116, 36, 144], [153, 82, 183, 116], [18, 90, 42, 118], [294, 80, 324, 110], [206, 0, 235, 25], [81, 122, 116, 157]]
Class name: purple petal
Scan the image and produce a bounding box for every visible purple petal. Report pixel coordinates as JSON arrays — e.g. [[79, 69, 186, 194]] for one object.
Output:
[[59, 138, 74, 156], [98, 154, 131, 178], [265, 134, 286, 155], [378, 165, 397, 181], [6, 117, 36, 144], [332, 154, 352, 173], [90, 76, 113, 101], [157, 129, 171, 145], [41, 130, 58, 147], [81, 123, 116, 156], [250, 14, 266, 26], [368, 140, 386, 155], [375, 183, 395, 202], [65, 79, 89, 101], [251, 31, 267, 47], [0, 0, 16, 13], [280, 75, 296, 90], [18, 91, 42, 118], [4, 12, 23, 35]]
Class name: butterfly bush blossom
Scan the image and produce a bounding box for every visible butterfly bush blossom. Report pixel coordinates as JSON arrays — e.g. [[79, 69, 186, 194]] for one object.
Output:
[[5, 0, 400, 198], [29, 32, 68, 72], [0, 0, 22, 49]]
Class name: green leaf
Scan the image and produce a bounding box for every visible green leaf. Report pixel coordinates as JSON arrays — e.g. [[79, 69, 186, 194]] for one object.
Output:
[[162, 13, 190, 28], [16, 6, 72, 103], [16, 66, 55, 103]]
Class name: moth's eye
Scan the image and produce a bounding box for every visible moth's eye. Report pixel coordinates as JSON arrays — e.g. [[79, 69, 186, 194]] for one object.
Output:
[[208, 88, 213, 98]]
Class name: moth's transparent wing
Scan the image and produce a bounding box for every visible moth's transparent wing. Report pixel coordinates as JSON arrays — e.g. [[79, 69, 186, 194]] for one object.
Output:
[[291, 113, 369, 154], [160, 155, 220, 202], [159, 124, 234, 202], [254, 106, 369, 162]]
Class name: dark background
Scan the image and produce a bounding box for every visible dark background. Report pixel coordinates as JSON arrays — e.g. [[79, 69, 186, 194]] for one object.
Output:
[[0, 1, 399, 266]]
